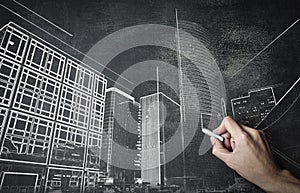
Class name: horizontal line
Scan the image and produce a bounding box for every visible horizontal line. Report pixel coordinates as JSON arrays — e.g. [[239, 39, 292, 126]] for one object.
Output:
[[0, 158, 46, 165], [13, 0, 73, 37]]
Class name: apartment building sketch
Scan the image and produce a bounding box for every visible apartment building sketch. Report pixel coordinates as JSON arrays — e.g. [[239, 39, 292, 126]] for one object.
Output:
[[0, 22, 107, 193]]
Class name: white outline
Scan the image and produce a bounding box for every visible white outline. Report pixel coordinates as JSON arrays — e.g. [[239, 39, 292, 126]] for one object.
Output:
[[0, 21, 107, 193], [140, 92, 180, 107], [0, 172, 38, 193], [106, 87, 134, 101], [25, 38, 66, 81], [231, 87, 276, 119], [0, 110, 54, 164], [0, 57, 22, 107], [0, 23, 29, 64]]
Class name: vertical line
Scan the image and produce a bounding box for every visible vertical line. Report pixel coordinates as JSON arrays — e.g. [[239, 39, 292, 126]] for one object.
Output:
[[156, 66, 159, 94], [175, 8, 187, 190], [156, 66, 161, 185]]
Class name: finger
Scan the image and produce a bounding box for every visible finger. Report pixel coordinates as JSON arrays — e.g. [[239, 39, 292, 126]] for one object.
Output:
[[214, 116, 244, 137], [230, 137, 236, 151], [221, 132, 231, 150], [211, 137, 231, 162]]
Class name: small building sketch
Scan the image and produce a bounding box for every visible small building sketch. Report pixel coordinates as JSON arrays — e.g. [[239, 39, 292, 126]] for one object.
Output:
[[101, 87, 141, 186], [140, 92, 181, 187], [231, 87, 276, 127], [0, 22, 107, 193]]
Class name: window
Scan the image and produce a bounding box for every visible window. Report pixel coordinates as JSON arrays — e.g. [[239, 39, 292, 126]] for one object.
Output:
[[94, 74, 107, 100], [57, 85, 91, 129], [14, 67, 60, 119], [0, 57, 21, 106], [1, 111, 53, 163], [25, 39, 65, 81], [64, 59, 94, 95], [0, 25, 29, 63], [90, 99, 104, 133]]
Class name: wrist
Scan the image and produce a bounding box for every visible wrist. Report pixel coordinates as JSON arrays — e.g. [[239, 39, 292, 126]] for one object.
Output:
[[260, 169, 300, 193]]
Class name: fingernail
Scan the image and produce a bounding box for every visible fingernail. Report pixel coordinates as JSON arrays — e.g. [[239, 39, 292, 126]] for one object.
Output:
[[210, 137, 216, 145]]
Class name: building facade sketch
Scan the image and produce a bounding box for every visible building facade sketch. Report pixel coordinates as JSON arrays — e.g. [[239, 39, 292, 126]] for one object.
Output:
[[0, 22, 107, 193]]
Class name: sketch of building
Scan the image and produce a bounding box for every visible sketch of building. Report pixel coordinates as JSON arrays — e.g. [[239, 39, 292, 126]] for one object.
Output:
[[140, 92, 181, 187], [231, 87, 276, 127], [0, 22, 107, 193], [101, 87, 141, 186]]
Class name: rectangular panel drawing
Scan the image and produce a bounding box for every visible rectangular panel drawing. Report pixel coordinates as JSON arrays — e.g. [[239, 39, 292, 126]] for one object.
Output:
[[25, 39, 66, 81], [0, 24, 29, 63], [86, 131, 102, 170], [0, 57, 21, 107], [89, 98, 104, 134], [64, 59, 94, 95], [93, 73, 107, 101], [51, 123, 87, 167], [1, 110, 54, 163], [0, 108, 8, 149], [14, 67, 60, 119], [57, 84, 91, 129]]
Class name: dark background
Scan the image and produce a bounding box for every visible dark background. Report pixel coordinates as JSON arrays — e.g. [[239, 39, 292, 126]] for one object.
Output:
[[1, 0, 300, 191]]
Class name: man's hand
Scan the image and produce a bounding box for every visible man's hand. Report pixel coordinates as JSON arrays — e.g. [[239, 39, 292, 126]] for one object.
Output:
[[211, 116, 300, 193]]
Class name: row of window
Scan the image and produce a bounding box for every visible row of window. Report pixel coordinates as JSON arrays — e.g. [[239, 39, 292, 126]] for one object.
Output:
[[0, 110, 103, 168], [0, 24, 107, 99], [0, 60, 105, 131]]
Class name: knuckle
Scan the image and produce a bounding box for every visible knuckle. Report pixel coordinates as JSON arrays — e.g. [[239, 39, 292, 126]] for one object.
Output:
[[223, 116, 232, 123]]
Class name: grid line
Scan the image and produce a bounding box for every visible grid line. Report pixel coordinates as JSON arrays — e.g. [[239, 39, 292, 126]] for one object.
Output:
[[0, 57, 21, 107], [13, 67, 60, 119], [64, 59, 94, 95], [25, 39, 66, 81], [0, 25, 29, 63], [1, 110, 54, 163]]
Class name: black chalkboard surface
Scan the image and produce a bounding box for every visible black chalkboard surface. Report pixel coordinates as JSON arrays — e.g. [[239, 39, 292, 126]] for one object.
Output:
[[0, 0, 299, 192]]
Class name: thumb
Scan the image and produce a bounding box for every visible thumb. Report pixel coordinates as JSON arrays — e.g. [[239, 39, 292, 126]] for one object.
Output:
[[211, 137, 231, 162]]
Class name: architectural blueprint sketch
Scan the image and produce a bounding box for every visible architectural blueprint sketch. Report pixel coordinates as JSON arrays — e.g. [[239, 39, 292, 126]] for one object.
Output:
[[0, 0, 299, 192]]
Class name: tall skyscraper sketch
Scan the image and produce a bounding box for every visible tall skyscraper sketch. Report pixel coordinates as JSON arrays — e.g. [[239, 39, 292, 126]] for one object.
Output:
[[140, 92, 181, 187], [0, 22, 107, 193], [231, 87, 276, 127], [102, 87, 141, 186]]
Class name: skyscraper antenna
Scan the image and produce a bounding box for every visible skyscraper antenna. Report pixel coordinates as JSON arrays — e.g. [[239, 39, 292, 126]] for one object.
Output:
[[175, 8, 187, 191]]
